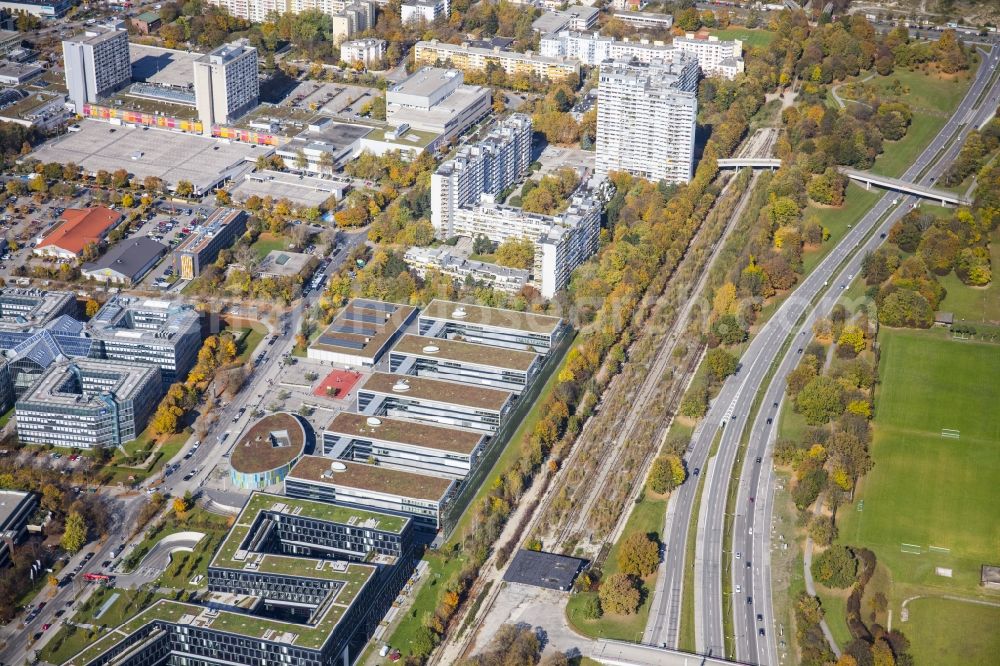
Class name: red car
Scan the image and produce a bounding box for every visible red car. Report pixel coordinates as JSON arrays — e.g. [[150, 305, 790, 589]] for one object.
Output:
[[41, 623, 51, 631]]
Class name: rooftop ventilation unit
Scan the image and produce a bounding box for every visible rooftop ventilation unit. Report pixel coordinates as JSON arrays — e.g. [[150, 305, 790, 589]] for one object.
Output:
[[422, 345, 439, 354], [330, 461, 347, 472], [391, 379, 410, 392], [452, 307, 467, 319], [366, 417, 382, 427]]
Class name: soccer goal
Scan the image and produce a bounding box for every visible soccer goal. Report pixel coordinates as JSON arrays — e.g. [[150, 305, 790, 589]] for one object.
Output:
[[941, 428, 960, 440], [929, 546, 951, 555], [900, 543, 923, 555]]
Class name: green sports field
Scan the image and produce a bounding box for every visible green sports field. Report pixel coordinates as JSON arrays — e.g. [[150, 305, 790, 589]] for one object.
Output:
[[838, 328, 1000, 662]]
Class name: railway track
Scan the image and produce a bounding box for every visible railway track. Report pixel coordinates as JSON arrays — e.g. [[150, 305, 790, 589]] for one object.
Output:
[[543, 170, 761, 553]]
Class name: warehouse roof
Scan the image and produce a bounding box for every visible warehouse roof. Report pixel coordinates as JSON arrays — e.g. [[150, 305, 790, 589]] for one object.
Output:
[[82, 236, 167, 281], [36, 207, 122, 256]]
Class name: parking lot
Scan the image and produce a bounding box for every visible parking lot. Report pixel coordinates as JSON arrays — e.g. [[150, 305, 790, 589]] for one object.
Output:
[[279, 80, 381, 118], [30, 120, 268, 195]]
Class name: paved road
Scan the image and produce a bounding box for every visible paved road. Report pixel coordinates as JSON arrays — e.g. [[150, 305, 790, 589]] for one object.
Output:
[[726, 44, 1000, 666], [643, 42, 1000, 665], [732, 43, 1000, 665]]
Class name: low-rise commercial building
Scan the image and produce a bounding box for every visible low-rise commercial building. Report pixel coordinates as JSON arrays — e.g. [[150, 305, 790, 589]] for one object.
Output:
[[414, 39, 580, 84], [0, 0, 71, 16], [357, 372, 514, 433], [255, 250, 317, 280], [0, 30, 21, 56], [33, 207, 123, 260], [131, 10, 162, 34], [229, 413, 308, 490], [0, 490, 36, 568], [15, 359, 161, 449], [340, 37, 386, 66], [404, 245, 529, 293], [322, 411, 487, 478], [81, 236, 168, 285], [389, 333, 541, 393], [173, 208, 247, 279], [419, 298, 565, 355], [386, 67, 491, 143], [286, 456, 456, 531], [308, 299, 417, 367], [0, 60, 42, 85]]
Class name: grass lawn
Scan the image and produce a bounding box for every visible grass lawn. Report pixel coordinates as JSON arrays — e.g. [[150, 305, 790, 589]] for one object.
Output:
[[105, 428, 192, 484], [802, 183, 883, 275], [867, 65, 978, 177], [382, 550, 466, 660], [123, 507, 232, 573], [904, 597, 1000, 666], [935, 229, 1000, 324], [251, 232, 291, 260], [221, 317, 269, 364], [712, 28, 776, 48], [837, 328, 1000, 662], [158, 528, 229, 589], [566, 493, 667, 641], [814, 585, 852, 648]]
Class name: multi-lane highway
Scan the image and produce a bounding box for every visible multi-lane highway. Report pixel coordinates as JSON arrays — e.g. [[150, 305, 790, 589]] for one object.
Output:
[[733, 44, 1000, 666], [644, 42, 1000, 664]]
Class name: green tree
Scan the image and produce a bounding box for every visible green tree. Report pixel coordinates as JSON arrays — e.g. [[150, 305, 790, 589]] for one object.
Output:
[[648, 455, 686, 494], [680, 383, 708, 418], [579, 594, 601, 619], [706, 347, 738, 382], [61, 511, 88, 553], [711, 314, 747, 345], [494, 237, 534, 269], [796, 376, 845, 425], [617, 532, 659, 577], [598, 573, 641, 615], [175, 180, 194, 198], [812, 545, 858, 589], [808, 515, 838, 547], [837, 324, 866, 355]]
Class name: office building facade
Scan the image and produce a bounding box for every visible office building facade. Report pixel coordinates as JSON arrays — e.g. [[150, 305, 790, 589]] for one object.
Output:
[[418, 299, 565, 355], [385, 67, 491, 142], [389, 333, 541, 393], [331, 1, 376, 44], [87, 295, 202, 389], [61, 24, 131, 112], [401, 0, 448, 23], [596, 57, 699, 184], [0, 490, 36, 568], [430, 112, 532, 238], [193, 39, 259, 132], [356, 372, 514, 433], [15, 359, 161, 449], [173, 208, 248, 278], [321, 411, 487, 479], [285, 456, 456, 531]]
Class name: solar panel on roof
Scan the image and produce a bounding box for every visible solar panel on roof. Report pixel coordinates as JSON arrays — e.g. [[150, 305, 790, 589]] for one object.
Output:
[[317, 335, 366, 350], [343, 311, 381, 325], [353, 300, 396, 313], [329, 323, 377, 337]]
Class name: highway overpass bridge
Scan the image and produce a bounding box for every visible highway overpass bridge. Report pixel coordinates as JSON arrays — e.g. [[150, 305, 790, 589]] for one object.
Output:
[[716, 159, 971, 206]]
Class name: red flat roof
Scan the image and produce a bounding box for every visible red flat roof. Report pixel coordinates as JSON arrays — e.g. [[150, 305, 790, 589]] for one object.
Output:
[[37, 207, 122, 256]]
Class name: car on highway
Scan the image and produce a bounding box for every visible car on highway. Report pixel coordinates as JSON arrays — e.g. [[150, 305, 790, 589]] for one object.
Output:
[[759, 628, 766, 636], [41, 623, 51, 631], [757, 614, 763, 622], [736, 551, 741, 559], [693, 467, 700, 475], [755, 456, 762, 463], [747, 597, 752, 605]]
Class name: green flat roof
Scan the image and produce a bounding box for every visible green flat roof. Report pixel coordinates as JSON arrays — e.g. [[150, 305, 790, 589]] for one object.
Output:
[[210, 492, 408, 574]]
